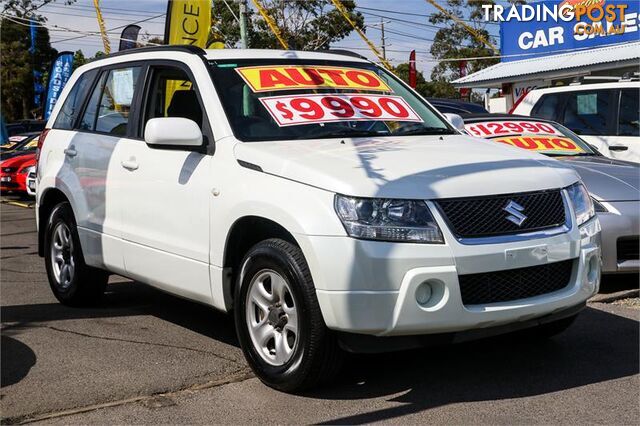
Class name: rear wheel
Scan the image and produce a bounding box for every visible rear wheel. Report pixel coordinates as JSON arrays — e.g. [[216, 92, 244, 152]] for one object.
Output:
[[234, 238, 343, 392], [44, 202, 108, 306]]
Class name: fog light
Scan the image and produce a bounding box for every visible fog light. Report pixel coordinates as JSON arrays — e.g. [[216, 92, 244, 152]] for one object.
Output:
[[415, 281, 433, 305]]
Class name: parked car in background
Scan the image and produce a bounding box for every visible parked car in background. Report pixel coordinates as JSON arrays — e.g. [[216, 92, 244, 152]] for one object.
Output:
[[512, 81, 640, 162], [5, 119, 45, 138], [1, 153, 36, 193], [427, 97, 488, 114], [449, 113, 639, 275], [26, 165, 36, 196], [1, 132, 40, 159]]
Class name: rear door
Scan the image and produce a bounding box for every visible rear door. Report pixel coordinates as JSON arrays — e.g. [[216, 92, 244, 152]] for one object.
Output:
[[69, 64, 144, 273], [117, 61, 214, 304]]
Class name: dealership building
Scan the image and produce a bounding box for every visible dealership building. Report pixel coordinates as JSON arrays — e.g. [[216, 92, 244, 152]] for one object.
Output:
[[453, 1, 640, 112]]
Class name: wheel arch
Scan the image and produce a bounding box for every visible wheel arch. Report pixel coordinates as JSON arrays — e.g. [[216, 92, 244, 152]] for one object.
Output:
[[221, 215, 299, 310], [38, 187, 73, 257]]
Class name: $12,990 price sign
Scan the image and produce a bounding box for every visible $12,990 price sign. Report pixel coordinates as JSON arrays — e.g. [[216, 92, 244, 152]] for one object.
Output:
[[259, 93, 423, 127]]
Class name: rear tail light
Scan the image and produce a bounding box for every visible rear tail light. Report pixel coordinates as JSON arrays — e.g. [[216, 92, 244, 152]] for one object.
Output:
[[35, 128, 51, 164]]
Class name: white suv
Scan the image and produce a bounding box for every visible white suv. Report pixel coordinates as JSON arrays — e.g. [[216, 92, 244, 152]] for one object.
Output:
[[36, 46, 601, 392], [513, 81, 640, 162]]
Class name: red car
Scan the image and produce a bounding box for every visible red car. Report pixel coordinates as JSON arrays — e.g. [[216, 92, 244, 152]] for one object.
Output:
[[0, 153, 35, 193]]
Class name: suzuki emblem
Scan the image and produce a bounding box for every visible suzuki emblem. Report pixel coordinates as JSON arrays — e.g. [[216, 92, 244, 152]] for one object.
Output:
[[503, 200, 527, 226]]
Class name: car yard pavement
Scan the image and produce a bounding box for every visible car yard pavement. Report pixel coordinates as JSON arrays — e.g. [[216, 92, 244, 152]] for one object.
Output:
[[1, 201, 638, 424]]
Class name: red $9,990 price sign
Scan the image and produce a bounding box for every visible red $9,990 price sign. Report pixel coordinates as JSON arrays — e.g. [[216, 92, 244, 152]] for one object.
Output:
[[259, 93, 423, 127]]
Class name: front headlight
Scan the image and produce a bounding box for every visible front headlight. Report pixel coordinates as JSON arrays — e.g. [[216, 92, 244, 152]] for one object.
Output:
[[566, 182, 595, 226], [335, 195, 444, 243]]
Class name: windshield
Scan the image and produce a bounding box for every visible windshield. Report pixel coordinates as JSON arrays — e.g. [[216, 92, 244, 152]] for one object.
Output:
[[464, 119, 596, 156], [208, 59, 454, 142]]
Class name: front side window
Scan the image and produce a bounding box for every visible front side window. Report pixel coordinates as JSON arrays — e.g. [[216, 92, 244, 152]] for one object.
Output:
[[531, 94, 561, 121], [562, 90, 610, 136], [53, 69, 98, 130], [142, 66, 203, 132], [208, 59, 453, 142], [79, 66, 141, 136], [618, 88, 640, 137]]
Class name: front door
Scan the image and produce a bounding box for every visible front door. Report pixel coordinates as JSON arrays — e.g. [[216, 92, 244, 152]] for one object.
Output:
[[118, 63, 213, 304]]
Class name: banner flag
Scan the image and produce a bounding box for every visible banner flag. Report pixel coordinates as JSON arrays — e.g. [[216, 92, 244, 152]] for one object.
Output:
[[164, 0, 212, 47], [44, 52, 74, 120], [119, 24, 141, 51], [163, 0, 212, 112], [408, 50, 416, 89]]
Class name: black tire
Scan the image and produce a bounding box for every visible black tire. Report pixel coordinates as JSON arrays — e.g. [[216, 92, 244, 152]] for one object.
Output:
[[234, 238, 343, 392], [519, 314, 578, 340], [44, 202, 108, 306]]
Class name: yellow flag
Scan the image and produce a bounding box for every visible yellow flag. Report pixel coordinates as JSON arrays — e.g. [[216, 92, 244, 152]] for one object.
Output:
[[164, 0, 212, 112]]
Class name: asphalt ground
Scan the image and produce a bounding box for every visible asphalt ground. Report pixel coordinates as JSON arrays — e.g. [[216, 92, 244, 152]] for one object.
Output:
[[1, 197, 639, 424]]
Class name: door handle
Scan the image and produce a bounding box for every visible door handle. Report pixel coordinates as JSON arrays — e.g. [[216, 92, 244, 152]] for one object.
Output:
[[609, 145, 628, 152], [121, 159, 139, 171], [63, 148, 77, 157]]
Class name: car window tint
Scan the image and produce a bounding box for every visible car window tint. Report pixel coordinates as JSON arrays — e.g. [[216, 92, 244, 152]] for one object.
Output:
[[531, 94, 561, 121], [143, 66, 203, 131], [95, 67, 141, 135], [79, 72, 106, 131], [562, 90, 610, 135], [53, 69, 97, 130], [618, 89, 639, 137]]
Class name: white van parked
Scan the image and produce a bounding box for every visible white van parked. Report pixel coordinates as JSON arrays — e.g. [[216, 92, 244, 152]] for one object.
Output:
[[513, 81, 640, 162], [36, 46, 601, 392]]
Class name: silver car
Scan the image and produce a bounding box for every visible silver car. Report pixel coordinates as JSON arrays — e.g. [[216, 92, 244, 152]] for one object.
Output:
[[449, 113, 639, 275]]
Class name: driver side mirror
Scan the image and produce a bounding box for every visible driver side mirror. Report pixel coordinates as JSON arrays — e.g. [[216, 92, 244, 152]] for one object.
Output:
[[144, 117, 203, 147], [442, 113, 465, 132]]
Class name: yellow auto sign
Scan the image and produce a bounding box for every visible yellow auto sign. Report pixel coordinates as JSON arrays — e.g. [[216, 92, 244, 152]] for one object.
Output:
[[236, 66, 392, 93]]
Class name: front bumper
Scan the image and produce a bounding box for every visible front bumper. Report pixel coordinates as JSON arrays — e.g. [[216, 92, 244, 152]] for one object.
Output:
[[597, 201, 639, 274], [301, 216, 601, 337]]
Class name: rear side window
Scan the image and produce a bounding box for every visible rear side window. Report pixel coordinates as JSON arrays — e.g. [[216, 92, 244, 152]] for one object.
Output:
[[531, 94, 561, 121], [618, 89, 639, 137], [562, 90, 610, 136], [53, 69, 98, 130], [79, 66, 141, 136]]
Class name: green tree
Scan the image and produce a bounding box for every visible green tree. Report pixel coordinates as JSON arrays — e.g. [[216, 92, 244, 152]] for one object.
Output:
[[2, 0, 76, 18], [211, 0, 363, 50], [393, 63, 436, 98], [1, 18, 57, 120], [428, 0, 499, 98]]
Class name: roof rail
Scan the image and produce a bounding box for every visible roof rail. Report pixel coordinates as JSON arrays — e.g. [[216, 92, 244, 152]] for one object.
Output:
[[321, 49, 369, 61], [90, 45, 206, 62]]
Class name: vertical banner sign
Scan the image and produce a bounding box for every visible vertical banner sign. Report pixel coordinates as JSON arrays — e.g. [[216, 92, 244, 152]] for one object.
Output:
[[44, 52, 74, 120], [163, 0, 212, 111], [408, 50, 416, 89], [29, 20, 44, 109], [119, 24, 141, 51]]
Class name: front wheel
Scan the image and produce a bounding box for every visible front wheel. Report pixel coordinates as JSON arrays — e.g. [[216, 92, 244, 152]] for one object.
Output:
[[234, 238, 343, 392]]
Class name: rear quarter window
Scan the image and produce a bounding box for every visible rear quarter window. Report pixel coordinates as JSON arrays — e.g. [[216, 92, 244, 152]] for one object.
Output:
[[53, 69, 98, 130]]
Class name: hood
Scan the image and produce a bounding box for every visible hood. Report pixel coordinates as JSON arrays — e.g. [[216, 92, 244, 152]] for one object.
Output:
[[234, 135, 580, 199], [558, 156, 640, 202], [1, 153, 36, 169], [0, 149, 35, 161]]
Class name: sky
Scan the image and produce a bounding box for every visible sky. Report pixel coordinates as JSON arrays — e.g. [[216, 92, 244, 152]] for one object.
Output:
[[37, 0, 503, 78]]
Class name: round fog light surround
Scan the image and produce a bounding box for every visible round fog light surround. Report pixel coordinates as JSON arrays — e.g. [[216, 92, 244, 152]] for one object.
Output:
[[415, 281, 433, 305]]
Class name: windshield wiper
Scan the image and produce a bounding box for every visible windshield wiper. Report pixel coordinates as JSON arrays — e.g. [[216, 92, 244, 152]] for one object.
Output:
[[315, 129, 389, 138], [394, 127, 455, 136], [547, 152, 596, 157]]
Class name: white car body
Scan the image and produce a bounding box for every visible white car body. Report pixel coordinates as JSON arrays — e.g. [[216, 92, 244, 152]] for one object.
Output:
[[513, 81, 640, 163], [36, 48, 601, 343]]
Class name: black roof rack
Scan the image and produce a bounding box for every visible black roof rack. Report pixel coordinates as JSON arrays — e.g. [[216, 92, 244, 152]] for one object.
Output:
[[90, 45, 206, 62]]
